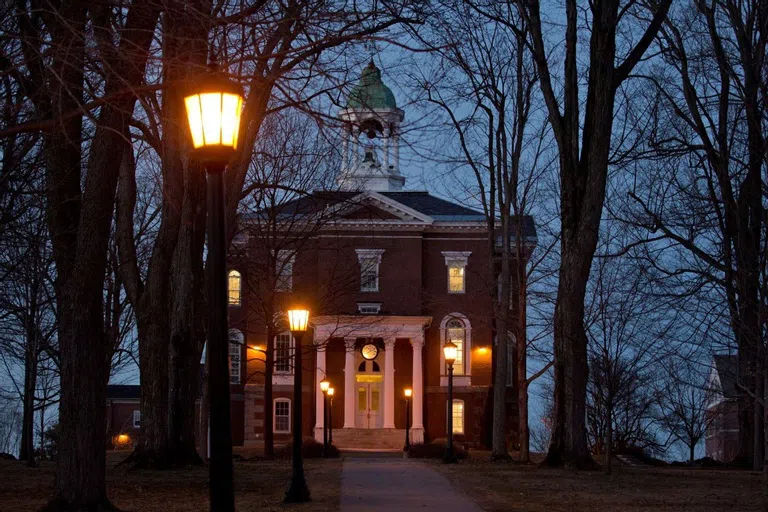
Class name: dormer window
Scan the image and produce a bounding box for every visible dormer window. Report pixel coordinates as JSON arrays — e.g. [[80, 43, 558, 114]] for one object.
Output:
[[442, 252, 471, 294], [356, 249, 384, 292]]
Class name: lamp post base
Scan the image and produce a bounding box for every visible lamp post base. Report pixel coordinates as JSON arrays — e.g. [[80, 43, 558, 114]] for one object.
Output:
[[284, 476, 311, 504]]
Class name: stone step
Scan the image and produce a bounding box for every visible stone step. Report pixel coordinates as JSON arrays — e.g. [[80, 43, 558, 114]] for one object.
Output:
[[332, 428, 407, 449]]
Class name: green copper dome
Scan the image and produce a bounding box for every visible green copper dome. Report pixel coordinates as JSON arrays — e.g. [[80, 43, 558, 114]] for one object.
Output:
[[347, 61, 397, 110]]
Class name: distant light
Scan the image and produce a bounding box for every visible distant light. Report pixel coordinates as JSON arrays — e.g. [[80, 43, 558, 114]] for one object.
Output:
[[116, 434, 130, 444], [320, 379, 330, 393], [477, 347, 489, 355], [327, 387, 335, 397], [404, 388, 413, 398]]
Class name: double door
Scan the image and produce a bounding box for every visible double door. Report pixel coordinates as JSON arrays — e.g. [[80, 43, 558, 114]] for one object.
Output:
[[356, 382, 381, 429]]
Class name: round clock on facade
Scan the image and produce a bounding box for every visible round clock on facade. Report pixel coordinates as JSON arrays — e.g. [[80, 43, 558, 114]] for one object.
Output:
[[361, 343, 379, 360]]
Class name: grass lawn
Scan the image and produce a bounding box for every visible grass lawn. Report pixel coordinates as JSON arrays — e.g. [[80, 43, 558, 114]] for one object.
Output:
[[1, 451, 341, 512], [433, 452, 763, 511]]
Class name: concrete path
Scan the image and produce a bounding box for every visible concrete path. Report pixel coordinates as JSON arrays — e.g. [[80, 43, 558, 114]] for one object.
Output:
[[340, 456, 484, 511]]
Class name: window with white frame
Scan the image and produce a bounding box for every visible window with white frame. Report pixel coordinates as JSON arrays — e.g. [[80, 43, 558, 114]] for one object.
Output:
[[275, 332, 293, 374], [356, 249, 384, 292], [229, 330, 244, 384], [275, 250, 295, 292], [274, 399, 291, 433], [450, 399, 464, 434], [132, 409, 141, 428], [442, 252, 471, 294], [228, 270, 242, 306], [446, 319, 466, 375], [357, 302, 381, 315]]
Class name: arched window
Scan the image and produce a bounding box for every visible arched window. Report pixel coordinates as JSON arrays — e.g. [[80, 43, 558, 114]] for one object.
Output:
[[228, 270, 242, 306], [229, 329, 244, 384], [273, 398, 291, 433], [449, 399, 464, 434], [357, 360, 381, 372], [440, 313, 472, 380]]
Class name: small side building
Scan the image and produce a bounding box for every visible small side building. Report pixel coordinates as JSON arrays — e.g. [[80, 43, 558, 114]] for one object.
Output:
[[705, 355, 739, 462]]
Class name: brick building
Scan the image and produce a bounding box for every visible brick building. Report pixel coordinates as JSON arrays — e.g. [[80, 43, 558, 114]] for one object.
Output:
[[226, 61, 537, 449], [705, 355, 740, 462]]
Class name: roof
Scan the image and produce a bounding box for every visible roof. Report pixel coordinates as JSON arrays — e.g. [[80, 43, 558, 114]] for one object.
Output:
[[266, 190, 536, 239], [347, 61, 398, 110], [713, 355, 738, 398], [106, 384, 140, 400]]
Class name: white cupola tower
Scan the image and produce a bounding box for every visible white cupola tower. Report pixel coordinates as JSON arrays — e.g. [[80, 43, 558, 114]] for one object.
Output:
[[337, 61, 405, 192]]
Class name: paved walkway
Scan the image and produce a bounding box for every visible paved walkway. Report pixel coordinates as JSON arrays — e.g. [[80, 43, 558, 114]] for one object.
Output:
[[340, 456, 484, 511]]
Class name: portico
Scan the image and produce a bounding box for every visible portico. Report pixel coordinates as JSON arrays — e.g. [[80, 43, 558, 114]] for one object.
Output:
[[312, 316, 431, 445]]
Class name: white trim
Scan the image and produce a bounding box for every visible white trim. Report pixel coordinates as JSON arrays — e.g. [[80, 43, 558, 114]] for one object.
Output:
[[273, 398, 291, 434], [273, 332, 294, 384], [356, 248, 385, 292], [439, 313, 471, 383], [442, 251, 471, 294]]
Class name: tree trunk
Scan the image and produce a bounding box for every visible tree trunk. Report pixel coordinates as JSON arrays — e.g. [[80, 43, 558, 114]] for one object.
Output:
[[492, 213, 511, 460], [20, 318, 38, 465], [515, 258, 529, 462], [264, 325, 276, 459], [169, 333, 203, 466], [605, 402, 613, 474]]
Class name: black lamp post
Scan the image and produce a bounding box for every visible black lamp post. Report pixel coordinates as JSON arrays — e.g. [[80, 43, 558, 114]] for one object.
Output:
[[327, 387, 334, 446], [443, 341, 458, 464], [183, 63, 244, 512], [404, 388, 412, 452], [320, 378, 330, 457], [285, 308, 311, 503]]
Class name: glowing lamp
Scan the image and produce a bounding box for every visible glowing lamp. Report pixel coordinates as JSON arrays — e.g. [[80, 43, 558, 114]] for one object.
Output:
[[443, 340, 458, 366], [183, 64, 244, 164], [477, 347, 489, 355], [287, 309, 310, 333], [404, 388, 412, 398], [320, 379, 330, 393], [116, 434, 130, 444], [327, 387, 335, 397]]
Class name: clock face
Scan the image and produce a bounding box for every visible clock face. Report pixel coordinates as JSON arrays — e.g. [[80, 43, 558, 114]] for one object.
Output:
[[361, 343, 379, 360]]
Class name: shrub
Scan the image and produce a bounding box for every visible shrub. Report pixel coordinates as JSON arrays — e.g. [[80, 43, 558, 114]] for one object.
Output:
[[278, 437, 340, 459], [408, 442, 468, 460]]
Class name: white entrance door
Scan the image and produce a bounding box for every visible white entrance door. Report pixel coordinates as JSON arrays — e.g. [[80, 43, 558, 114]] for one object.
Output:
[[356, 382, 381, 429]]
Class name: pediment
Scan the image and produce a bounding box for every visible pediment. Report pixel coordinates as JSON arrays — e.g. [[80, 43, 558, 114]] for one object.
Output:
[[331, 192, 434, 224]]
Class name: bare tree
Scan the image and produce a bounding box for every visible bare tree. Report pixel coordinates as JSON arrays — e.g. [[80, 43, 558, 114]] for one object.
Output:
[[656, 360, 712, 463]]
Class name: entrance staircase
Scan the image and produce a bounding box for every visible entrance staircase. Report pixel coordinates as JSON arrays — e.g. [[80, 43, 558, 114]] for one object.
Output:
[[332, 428, 406, 450]]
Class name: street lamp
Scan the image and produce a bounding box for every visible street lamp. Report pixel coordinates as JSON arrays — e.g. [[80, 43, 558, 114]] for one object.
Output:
[[404, 388, 412, 452], [285, 308, 311, 503], [320, 378, 330, 457], [327, 387, 334, 446], [184, 62, 244, 512], [443, 341, 458, 464]]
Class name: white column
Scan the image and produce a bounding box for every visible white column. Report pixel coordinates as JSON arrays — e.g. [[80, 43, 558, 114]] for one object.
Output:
[[313, 336, 326, 442], [341, 128, 350, 174], [411, 333, 425, 443], [343, 338, 356, 428], [392, 129, 400, 173], [383, 337, 396, 428], [383, 127, 391, 170]]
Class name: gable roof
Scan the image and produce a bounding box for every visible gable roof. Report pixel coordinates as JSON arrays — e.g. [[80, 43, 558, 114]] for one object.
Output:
[[266, 190, 535, 235], [713, 355, 738, 398], [107, 384, 140, 400]]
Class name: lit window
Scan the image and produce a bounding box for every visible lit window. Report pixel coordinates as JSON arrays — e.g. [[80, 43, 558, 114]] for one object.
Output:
[[132, 410, 141, 428], [451, 400, 464, 434], [229, 330, 244, 384], [274, 399, 291, 433], [356, 249, 384, 292], [275, 333, 293, 374], [276, 250, 295, 292], [228, 270, 242, 305], [357, 302, 381, 314], [446, 319, 465, 375], [442, 252, 471, 294]]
